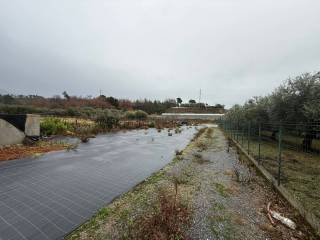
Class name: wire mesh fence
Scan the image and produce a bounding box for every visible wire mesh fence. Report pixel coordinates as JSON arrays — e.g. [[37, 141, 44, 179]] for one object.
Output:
[[218, 119, 320, 229]]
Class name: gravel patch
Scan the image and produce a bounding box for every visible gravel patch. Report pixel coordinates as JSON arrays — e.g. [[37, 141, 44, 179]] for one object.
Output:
[[187, 128, 316, 239]]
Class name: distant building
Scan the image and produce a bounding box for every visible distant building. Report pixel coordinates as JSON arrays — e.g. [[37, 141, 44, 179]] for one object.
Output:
[[166, 105, 225, 114], [162, 104, 225, 121]]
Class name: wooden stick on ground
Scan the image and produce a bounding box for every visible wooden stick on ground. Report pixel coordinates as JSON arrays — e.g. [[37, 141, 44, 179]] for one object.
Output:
[[267, 202, 275, 226]]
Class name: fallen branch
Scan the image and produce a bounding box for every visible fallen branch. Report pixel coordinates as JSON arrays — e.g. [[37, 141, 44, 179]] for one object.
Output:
[[267, 202, 275, 226], [269, 210, 296, 230], [266, 202, 296, 230]]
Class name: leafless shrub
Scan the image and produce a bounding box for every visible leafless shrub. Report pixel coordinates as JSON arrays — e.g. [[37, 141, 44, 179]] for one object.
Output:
[[193, 152, 202, 159], [133, 187, 191, 240], [80, 136, 90, 143], [66, 144, 78, 151], [233, 164, 252, 184], [175, 149, 183, 156], [175, 127, 182, 134], [193, 152, 209, 164], [196, 141, 207, 151], [205, 128, 213, 138]]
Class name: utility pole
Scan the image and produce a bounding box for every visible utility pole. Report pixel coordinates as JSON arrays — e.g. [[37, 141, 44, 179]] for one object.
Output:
[[198, 89, 202, 105]]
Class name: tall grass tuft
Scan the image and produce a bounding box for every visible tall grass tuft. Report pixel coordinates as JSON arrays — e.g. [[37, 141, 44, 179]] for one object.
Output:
[[40, 117, 72, 136]]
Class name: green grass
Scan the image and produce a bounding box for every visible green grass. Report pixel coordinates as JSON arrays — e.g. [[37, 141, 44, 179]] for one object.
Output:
[[67, 207, 113, 240], [234, 134, 320, 220], [214, 182, 230, 198], [40, 117, 73, 135]]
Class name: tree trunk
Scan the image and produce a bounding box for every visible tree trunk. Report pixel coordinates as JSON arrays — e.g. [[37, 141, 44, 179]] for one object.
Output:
[[271, 130, 278, 140]]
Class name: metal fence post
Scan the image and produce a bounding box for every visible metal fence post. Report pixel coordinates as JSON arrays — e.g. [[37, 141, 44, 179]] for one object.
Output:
[[225, 120, 228, 133], [277, 126, 283, 186], [241, 126, 244, 146], [231, 120, 234, 140], [247, 121, 251, 154], [236, 120, 239, 142], [234, 120, 236, 141], [233, 120, 235, 140], [258, 123, 261, 164]]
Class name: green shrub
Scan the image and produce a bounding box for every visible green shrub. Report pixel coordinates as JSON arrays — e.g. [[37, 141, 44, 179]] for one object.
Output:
[[0, 104, 41, 114], [40, 117, 72, 136], [148, 121, 155, 128], [66, 108, 81, 117], [125, 111, 136, 120], [135, 110, 148, 120], [0, 104, 125, 118], [125, 110, 148, 120], [95, 112, 119, 129]]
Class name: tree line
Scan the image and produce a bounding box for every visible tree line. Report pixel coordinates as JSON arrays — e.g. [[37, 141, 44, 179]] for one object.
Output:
[[225, 71, 320, 151], [0, 93, 178, 115], [226, 71, 320, 124]]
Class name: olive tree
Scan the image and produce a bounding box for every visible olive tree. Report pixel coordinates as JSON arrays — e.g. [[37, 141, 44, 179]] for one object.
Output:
[[225, 71, 320, 151]]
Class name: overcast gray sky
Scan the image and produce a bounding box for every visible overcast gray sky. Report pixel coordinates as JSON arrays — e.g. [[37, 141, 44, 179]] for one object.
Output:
[[1, 0, 320, 107]]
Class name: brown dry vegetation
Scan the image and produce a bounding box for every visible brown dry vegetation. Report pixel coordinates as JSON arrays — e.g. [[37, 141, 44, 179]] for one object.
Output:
[[131, 187, 191, 240], [0, 141, 72, 161]]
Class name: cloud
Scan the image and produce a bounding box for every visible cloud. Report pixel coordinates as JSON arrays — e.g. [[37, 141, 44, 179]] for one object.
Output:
[[1, 0, 320, 107]]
